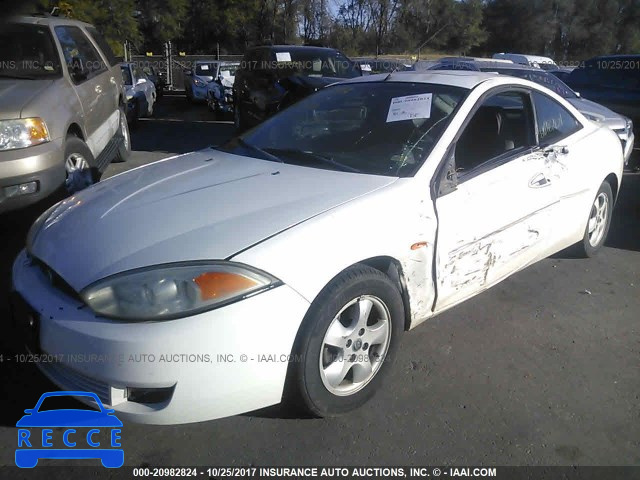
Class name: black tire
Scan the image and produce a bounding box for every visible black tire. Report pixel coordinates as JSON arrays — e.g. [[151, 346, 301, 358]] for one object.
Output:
[[287, 264, 404, 417], [64, 135, 98, 194], [574, 181, 614, 257], [112, 107, 131, 163]]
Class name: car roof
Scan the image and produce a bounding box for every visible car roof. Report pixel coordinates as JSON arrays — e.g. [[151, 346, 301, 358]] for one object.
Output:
[[494, 53, 556, 64], [11, 15, 93, 29], [341, 70, 510, 90], [434, 58, 541, 72], [250, 45, 340, 54]]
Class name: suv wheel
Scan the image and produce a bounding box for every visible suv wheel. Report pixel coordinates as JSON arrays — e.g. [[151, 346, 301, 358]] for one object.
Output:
[[113, 107, 131, 163], [64, 135, 97, 194]]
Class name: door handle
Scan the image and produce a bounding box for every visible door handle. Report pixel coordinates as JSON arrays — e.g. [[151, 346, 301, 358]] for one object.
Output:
[[543, 145, 569, 156], [529, 172, 552, 188], [95, 85, 102, 94]]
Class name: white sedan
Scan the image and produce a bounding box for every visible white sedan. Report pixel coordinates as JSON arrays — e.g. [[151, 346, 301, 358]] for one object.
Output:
[[12, 71, 623, 424]]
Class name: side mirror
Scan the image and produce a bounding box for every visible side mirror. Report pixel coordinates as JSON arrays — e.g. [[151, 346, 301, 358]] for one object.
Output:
[[24, 409, 34, 414], [575, 91, 581, 98], [436, 150, 458, 197]]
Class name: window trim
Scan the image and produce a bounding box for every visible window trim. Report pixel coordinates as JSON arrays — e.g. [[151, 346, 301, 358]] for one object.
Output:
[[530, 89, 583, 147], [54, 25, 108, 85]]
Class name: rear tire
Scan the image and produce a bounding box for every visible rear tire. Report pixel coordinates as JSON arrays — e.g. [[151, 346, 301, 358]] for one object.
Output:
[[112, 106, 131, 163], [286, 265, 404, 417], [574, 181, 614, 257]]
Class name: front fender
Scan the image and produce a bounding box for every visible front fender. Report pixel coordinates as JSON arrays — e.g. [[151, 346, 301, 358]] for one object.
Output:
[[232, 179, 438, 327]]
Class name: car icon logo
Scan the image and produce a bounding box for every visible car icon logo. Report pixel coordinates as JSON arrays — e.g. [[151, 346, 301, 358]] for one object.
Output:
[[15, 391, 123, 468]]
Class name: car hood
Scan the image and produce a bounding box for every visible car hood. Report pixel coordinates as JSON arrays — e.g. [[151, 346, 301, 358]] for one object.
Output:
[[29, 149, 396, 291], [0, 79, 55, 118], [568, 97, 627, 130]]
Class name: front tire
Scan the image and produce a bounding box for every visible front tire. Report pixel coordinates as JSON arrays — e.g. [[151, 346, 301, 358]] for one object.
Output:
[[64, 135, 98, 194], [575, 181, 614, 257], [288, 265, 404, 417]]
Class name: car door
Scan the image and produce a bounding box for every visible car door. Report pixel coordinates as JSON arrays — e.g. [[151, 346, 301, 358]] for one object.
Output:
[[54, 25, 112, 157], [433, 88, 562, 312]]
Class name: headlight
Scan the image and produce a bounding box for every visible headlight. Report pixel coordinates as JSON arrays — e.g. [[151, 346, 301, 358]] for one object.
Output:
[[193, 78, 206, 87], [81, 262, 281, 321], [0, 118, 50, 151]]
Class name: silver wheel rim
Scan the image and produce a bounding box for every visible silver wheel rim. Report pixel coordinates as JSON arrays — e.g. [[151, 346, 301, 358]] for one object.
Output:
[[65, 152, 92, 193], [319, 295, 392, 396], [587, 192, 609, 247], [120, 110, 130, 151]]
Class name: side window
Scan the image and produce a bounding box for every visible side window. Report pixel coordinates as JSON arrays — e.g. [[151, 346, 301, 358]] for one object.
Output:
[[55, 26, 106, 83], [532, 92, 581, 145], [132, 65, 144, 82], [85, 26, 118, 67], [120, 66, 133, 86], [455, 91, 534, 174]]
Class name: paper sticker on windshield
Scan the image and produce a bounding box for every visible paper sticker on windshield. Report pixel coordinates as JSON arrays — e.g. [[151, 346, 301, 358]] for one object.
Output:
[[200, 64, 209, 71], [276, 52, 292, 62], [386, 93, 433, 123]]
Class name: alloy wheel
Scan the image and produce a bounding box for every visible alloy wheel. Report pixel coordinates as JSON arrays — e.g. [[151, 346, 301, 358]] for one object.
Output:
[[587, 192, 609, 247], [319, 295, 392, 396]]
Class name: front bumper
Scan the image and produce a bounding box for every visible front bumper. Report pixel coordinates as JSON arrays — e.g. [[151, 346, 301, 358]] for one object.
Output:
[[0, 139, 65, 214], [623, 131, 635, 165], [12, 249, 310, 424]]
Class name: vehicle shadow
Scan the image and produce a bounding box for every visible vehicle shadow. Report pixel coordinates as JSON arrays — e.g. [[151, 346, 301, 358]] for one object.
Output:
[[0, 195, 66, 428], [605, 173, 640, 253]]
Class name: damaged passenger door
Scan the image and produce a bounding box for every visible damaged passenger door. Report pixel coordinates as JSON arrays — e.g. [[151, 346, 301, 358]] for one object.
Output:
[[433, 88, 561, 313]]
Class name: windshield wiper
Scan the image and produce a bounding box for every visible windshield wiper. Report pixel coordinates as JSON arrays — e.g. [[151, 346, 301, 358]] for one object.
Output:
[[264, 148, 360, 173], [236, 138, 284, 163]]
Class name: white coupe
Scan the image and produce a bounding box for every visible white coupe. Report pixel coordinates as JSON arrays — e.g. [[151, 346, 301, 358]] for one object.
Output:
[[12, 71, 623, 424]]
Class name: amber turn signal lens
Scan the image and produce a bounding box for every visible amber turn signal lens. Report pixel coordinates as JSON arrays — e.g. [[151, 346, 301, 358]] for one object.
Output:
[[194, 272, 259, 300], [25, 118, 50, 143]]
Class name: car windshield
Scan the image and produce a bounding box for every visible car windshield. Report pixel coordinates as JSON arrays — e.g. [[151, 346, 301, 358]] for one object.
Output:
[[220, 82, 467, 177], [195, 63, 216, 76], [483, 67, 577, 98], [0, 23, 62, 79], [273, 49, 360, 79]]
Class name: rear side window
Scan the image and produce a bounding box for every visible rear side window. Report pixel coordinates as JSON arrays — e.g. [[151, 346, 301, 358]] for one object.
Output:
[[532, 92, 581, 145], [86, 26, 118, 66], [55, 25, 107, 82]]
